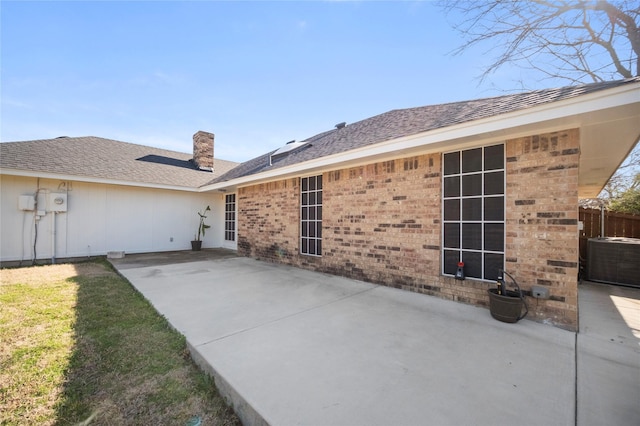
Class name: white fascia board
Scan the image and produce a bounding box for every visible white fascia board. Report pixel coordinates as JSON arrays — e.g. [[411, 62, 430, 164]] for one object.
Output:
[[0, 168, 199, 192], [200, 82, 640, 192]]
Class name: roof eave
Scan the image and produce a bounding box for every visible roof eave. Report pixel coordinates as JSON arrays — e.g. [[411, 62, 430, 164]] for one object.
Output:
[[0, 168, 201, 192]]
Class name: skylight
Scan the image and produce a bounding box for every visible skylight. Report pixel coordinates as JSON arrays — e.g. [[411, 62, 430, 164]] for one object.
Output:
[[270, 140, 308, 165]]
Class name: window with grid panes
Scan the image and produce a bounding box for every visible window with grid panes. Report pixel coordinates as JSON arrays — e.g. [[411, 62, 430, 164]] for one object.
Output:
[[224, 193, 236, 242], [300, 175, 322, 256], [442, 144, 505, 281]]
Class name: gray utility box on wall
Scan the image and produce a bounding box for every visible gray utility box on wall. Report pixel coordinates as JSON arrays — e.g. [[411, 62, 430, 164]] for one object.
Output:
[[587, 237, 640, 288]]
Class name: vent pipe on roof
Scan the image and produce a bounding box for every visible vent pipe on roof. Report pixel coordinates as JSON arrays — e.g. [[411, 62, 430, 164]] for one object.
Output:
[[335, 122, 346, 129], [193, 131, 214, 172]]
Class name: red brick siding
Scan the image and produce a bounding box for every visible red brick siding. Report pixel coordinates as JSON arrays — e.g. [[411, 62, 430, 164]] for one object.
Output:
[[236, 128, 580, 330], [505, 129, 580, 328], [237, 178, 300, 262], [322, 156, 441, 290]]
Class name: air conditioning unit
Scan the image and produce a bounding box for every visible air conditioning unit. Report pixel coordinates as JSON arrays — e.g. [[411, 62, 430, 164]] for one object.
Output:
[[48, 193, 68, 212], [587, 237, 640, 288]]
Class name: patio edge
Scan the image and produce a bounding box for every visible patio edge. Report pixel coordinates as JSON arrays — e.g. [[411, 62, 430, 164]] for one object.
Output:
[[187, 340, 270, 426]]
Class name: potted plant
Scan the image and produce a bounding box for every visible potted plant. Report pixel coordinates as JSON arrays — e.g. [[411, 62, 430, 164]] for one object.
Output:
[[191, 205, 211, 251]]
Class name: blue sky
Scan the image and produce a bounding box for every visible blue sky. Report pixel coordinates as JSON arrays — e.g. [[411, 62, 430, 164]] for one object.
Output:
[[2, 1, 567, 163]]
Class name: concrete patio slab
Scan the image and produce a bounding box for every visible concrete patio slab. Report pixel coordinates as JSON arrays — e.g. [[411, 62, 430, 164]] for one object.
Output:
[[577, 282, 640, 426], [113, 254, 584, 426]]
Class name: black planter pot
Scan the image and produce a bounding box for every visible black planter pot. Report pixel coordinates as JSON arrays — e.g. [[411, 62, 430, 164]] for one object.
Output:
[[191, 240, 202, 251], [488, 289, 525, 323]]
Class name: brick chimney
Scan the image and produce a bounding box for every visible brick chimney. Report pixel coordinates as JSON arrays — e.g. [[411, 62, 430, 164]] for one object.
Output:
[[193, 130, 214, 171]]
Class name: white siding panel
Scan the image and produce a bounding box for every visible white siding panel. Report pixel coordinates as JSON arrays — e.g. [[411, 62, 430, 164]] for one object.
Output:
[[0, 175, 222, 262]]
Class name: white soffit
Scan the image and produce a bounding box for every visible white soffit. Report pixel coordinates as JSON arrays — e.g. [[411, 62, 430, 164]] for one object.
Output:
[[578, 106, 640, 198]]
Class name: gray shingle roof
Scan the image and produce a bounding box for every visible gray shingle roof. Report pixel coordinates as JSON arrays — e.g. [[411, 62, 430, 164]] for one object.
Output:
[[210, 77, 640, 184], [2, 78, 636, 189], [0, 136, 238, 188]]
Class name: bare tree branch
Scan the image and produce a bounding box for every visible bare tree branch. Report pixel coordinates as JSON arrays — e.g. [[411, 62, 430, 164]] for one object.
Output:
[[440, 0, 639, 84], [582, 5, 634, 77], [439, 0, 640, 201], [594, 0, 640, 74]]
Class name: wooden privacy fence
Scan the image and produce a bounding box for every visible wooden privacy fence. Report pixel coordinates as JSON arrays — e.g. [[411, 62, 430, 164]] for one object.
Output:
[[579, 207, 640, 259]]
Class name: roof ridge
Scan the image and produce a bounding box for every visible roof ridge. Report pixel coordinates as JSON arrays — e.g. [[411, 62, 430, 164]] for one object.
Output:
[[1, 135, 239, 188], [62, 136, 195, 157], [209, 77, 639, 183], [2, 135, 238, 165], [388, 77, 640, 114]]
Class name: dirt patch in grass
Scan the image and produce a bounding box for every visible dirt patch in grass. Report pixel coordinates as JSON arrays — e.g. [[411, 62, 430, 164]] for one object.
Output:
[[0, 261, 240, 425]]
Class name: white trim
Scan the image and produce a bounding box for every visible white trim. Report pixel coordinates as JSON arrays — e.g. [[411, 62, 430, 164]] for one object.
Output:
[[223, 193, 237, 245], [0, 168, 200, 192], [441, 143, 506, 282], [300, 175, 323, 257]]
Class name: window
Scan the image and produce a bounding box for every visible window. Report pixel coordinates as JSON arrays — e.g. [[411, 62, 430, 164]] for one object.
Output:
[[442, 144, 504, 281], [301, 175, 322, 256], [224, 193, 236, 242]]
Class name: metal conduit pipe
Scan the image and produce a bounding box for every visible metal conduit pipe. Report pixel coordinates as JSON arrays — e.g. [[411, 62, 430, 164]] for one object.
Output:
[[52, 211, 56, 264]]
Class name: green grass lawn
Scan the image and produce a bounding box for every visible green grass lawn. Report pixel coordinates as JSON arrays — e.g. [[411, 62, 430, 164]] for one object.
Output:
[[0, 260, 240, 425]]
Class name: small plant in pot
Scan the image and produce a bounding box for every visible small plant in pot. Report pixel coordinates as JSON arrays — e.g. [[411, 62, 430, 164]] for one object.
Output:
[[191, 205, 211, 251]]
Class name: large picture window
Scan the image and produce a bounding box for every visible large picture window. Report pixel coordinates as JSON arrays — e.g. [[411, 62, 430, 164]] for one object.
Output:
[[442, 144, 504, 281], [301, 175, 322, 256], [224, 193, 236, 242]]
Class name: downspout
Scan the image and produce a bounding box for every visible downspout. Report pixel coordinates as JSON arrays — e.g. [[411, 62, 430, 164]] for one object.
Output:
[[600, 204, 605, 238]]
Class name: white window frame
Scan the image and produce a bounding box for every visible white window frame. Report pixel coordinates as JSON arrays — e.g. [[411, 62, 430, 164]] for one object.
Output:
[[224, 193, 236, 243], [441, 144, 505, 281], [300, 175, 323, 256]]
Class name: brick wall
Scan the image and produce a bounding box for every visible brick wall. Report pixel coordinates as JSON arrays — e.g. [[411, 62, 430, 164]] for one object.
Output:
[[237, 178, 300, 262], [505, 129, 580, 328], [322, 156, 441, 290], [236, 128, 580, 330]]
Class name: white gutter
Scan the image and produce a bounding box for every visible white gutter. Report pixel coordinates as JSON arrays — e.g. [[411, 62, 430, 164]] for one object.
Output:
[[0, 169, 201, 192], [200, 81, 640, 192]]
